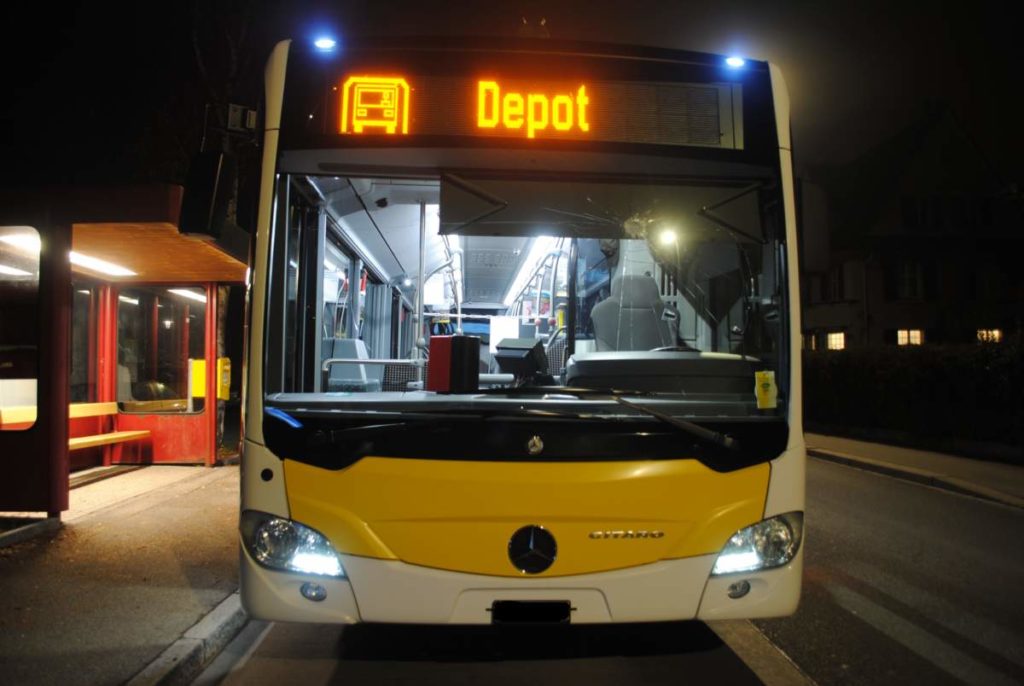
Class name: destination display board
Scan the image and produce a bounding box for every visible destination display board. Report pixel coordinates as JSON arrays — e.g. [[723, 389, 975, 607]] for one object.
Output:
[[336, 74, 744, 150]]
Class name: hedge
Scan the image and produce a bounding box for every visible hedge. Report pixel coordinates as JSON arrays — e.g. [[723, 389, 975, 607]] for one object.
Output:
[[802, 342, 1024, 460]]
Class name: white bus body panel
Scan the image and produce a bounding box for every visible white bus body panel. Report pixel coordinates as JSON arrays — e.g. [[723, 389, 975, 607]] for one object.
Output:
[[245, 39, 290, 448], [764, 63, 806, 521], [240, 546, 801, 624]]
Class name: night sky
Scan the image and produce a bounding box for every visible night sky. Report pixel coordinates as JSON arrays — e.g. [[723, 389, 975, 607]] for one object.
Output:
[[1, 0, 1019, 188]]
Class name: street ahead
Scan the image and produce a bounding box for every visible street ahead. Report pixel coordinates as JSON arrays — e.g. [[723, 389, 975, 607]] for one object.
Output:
[[198, 458, 1024, 685], [756, 458, 1024, 685]]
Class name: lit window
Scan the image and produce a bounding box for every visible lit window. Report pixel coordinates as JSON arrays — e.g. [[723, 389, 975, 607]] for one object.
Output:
[[827, 332, 845, 350], [897, 329, 923, 346], [977, 329, 1002, 343]]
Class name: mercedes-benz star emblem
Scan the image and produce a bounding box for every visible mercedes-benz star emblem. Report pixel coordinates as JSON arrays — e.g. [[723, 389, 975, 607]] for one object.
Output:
[[527, 435, 544, 455], [508, 525, 557, 574]]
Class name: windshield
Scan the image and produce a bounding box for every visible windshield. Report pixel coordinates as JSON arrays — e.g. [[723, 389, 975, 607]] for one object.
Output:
[[264, 172, 787, 420]]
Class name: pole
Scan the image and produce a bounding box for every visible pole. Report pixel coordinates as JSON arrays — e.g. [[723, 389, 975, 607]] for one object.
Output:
[[415, 202, 426, 381]]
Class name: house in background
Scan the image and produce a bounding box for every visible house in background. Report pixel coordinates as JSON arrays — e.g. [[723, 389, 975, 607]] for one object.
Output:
[[799, 104, 1023, 351]]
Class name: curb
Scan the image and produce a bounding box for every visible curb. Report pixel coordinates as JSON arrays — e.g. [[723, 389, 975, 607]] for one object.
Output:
[[808, 449, 1024, 510], [126, 592, 248, 686], [0, 518, 61, 549], [69, 464, 145, 490]]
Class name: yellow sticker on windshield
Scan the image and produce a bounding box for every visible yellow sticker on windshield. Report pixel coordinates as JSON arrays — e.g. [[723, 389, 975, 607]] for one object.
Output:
[[755, 370, 777, 410]]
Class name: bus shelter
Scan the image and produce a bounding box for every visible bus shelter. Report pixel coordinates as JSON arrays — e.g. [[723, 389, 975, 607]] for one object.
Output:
[[0, 186, 246, 515]]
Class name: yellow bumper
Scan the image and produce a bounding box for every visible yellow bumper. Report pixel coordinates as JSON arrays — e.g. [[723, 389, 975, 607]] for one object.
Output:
[[284, 456, 769, 578]]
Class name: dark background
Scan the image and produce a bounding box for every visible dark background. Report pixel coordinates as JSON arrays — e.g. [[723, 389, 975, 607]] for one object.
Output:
[[0, 0, 1020, 188]]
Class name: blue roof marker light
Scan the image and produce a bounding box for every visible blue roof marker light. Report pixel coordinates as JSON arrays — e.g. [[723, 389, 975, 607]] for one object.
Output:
[[725, 56, 746, 68], [314, 37, 337, 51], [265, 407, 303, 429]]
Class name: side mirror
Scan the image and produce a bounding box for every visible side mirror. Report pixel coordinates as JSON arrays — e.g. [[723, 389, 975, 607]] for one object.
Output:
[[180, 150, 238, 240]]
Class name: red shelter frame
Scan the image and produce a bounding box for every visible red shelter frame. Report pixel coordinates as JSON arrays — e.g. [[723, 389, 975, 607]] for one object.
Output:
[[0, 186, 246, 515]]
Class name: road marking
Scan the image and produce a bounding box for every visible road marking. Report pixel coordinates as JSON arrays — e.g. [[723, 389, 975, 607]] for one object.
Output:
[[708, 620, 816, 686], [843, 562, 1024, 668], [827, 582, 1018, 686]]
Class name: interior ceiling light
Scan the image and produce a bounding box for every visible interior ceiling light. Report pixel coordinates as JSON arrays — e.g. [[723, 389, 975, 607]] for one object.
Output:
[[168, 288, 208, 304], [503, 236, 558, 306]]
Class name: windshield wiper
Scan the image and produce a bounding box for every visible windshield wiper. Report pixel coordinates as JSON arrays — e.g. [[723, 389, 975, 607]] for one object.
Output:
[[471, 386, 652, 398], [462, 387, 740, 450], [614, 397, 741, 452]]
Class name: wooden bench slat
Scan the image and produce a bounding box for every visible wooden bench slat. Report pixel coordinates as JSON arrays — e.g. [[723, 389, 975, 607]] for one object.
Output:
[[69, 430, 151, 451], [0, 406, 37, 427], [69, 402, 119, 419]]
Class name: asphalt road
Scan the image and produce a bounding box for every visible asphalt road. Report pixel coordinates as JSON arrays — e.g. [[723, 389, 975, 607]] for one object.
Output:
[[754, 458, 1024, 686], [204, 620, 762, 685], [196, 458, 1024, 685]]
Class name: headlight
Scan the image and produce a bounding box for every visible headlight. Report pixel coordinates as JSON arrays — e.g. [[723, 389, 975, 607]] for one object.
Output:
[[711, 512, 803, 575], [240, 510, 345, 577]]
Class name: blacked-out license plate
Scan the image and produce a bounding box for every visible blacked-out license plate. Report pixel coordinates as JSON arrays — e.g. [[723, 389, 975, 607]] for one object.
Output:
[[490, 600, 572, 624]]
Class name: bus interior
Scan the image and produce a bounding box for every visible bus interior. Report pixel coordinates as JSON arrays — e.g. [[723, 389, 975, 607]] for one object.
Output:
[[269, 171, 787, 420]]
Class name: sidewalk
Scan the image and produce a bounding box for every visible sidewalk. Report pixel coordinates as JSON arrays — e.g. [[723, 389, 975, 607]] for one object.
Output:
[[805, 433, 1024, 509], [0, 465, 241, 686]]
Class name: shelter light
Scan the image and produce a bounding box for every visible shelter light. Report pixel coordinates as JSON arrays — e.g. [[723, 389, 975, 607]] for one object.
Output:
[[402, 277, 413, 287], [314, 37, 337, 51], [725, 56, 746, 68], [70, 251, 136, 277], [167, 288, 207, 304], [118, 295, 139, 306], [658, 229, 678, 246], [0, 263, 32, 276], [0, 233, 41, 253]]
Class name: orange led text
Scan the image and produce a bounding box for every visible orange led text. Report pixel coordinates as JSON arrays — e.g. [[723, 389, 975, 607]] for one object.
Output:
[[477, 81, 590, 139], [340, 76, 410, 135]]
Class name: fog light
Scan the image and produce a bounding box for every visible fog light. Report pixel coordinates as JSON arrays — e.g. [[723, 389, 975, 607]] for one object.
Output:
[[727, 580, 751, 599], [300, 582, 327, 602]]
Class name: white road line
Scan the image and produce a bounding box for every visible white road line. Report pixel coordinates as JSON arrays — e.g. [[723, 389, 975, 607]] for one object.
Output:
[[708, 619, 816, 686], [827, 582, 1018, 686], [843, 562, 1024, 668]]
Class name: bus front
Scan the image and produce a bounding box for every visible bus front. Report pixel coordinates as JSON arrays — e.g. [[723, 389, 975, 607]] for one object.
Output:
[[241, 38, 804, 625]]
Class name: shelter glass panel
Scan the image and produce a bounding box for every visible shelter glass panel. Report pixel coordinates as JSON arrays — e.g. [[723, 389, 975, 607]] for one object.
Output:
[[0, 226, 40, 431], [117, 286, 207, 413], [70, 281, 99, 402]]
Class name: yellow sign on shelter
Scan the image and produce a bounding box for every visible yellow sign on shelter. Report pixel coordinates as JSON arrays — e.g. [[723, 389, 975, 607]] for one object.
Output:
[[190, 357, 231, 400]]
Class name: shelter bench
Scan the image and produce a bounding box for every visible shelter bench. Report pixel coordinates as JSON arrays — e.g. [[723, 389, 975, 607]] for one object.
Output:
[[67, 402, 150, 456]]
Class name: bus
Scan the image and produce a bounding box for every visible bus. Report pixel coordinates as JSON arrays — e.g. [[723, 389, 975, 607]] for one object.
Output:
[[235, 36, 804, 625]]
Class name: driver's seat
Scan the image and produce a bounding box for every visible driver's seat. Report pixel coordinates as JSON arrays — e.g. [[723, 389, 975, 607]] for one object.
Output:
[[590, 274, 676, 351]]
